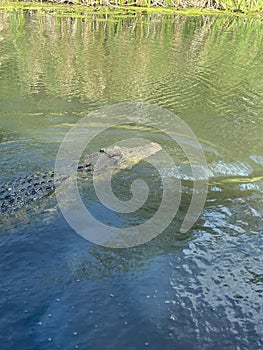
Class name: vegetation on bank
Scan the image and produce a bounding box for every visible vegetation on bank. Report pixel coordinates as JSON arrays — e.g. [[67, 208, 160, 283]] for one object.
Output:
[[0, 0, 262, 16]]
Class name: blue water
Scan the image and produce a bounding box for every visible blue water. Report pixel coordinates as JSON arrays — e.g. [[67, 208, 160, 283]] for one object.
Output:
[[0, 11, 262, 350]]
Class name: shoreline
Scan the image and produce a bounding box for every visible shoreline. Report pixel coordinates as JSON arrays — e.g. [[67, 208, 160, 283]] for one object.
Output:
[[0, 1, 262, 18]]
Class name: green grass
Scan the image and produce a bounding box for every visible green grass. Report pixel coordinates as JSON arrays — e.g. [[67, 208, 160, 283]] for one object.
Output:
[[0, 0, 262, 17]]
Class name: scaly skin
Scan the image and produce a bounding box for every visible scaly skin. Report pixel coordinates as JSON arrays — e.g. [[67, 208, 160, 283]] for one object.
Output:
[[0, 142, 162, 215]]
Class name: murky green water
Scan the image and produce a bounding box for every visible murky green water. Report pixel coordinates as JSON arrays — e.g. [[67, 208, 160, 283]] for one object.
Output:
[[0, 10, 262, 350]]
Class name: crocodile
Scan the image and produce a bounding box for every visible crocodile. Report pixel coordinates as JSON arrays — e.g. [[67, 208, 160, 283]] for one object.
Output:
[[0, 142, 162, 216], [1, 141, 261, 218]]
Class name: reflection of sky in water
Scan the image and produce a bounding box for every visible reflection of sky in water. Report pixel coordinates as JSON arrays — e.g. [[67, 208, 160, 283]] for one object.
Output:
[[1, 199, 262, 349]]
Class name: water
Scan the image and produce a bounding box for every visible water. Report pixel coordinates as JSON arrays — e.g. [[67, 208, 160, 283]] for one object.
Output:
[[0, 10, 262, 349]]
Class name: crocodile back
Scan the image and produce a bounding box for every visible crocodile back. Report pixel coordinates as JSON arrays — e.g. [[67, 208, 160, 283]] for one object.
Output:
[[0, 171, 56, 215]]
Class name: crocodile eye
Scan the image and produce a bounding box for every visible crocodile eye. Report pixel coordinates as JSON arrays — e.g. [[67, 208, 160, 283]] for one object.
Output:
[[99, 149, 106, 153]]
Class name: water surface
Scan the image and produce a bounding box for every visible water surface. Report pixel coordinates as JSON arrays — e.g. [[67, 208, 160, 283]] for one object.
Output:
[[0, 11, 262, 350]]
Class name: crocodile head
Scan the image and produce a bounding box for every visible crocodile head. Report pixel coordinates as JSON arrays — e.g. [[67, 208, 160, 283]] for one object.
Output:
[[81, 142, 163, 173]]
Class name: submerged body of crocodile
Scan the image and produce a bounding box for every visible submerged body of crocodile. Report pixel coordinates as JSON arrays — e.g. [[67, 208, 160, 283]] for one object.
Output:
[[0, 143, 162, 215]]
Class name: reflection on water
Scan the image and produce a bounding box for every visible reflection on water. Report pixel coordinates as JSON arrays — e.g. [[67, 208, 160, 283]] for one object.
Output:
[[0, 10, 262, 350]]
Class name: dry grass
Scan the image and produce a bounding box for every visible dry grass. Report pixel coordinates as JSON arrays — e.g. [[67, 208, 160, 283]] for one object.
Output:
[[1, 0, 263, 12]]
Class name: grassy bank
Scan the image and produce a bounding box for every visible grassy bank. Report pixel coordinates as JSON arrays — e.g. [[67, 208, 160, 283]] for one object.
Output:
[[0, 0, 262, 17]]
